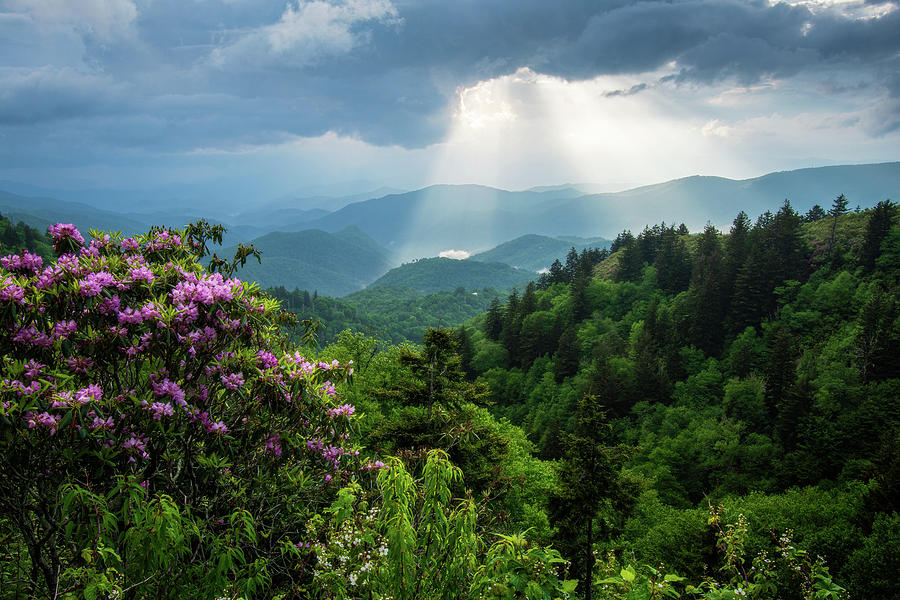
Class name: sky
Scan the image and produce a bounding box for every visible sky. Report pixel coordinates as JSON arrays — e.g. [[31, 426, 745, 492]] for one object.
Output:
[[1, 0, 899, 209]]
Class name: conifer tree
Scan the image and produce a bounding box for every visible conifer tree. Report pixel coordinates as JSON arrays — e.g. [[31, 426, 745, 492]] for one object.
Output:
[[484, 297, 503, 340], [564, 246, 580, 281], [521, 280, 538, 316], [554, 326, 580, 382], [827, 193, 849, 255], [547, 258, 565, 285], [548, 394, 620, 600], [689, 224, 726, 355], [860, 200, 896, 273]]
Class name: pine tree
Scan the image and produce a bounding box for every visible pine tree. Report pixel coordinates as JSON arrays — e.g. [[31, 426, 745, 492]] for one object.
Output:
[[860, 200, 896, 273], [804, 204, 826, 222], [827, 193, 849, 255], [554, 326, 580, 382], [547, 259, 565, 285], [389, 328, 487, 419], [616, 236, 643, 282], [689, 224, 726, 355], [564, 247, 580, 282], [571, 273, 590, 324], [484, 298, 503, 340], [764, 321, 796, 422], [520, 281, 538, 316], [548, 394, 620, 600], [653, 226, 692, 293], [455, 326, 476, 380]]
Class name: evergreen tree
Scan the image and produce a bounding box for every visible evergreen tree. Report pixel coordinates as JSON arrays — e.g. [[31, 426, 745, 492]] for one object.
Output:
[[384, 328, 487, 419], [610, 230, 634, 253], [688, 224, 726, 355], [616, 236, 644, 282], [501, 290, 522, 366], [776, 375, 814, 451], [855, 288, 900, 382], [564, 246, 580, 282], [764, 321, 796, 421], [570, 273, 590, 324], [827, 193, 849, 255], [455, 326, 476, 380], [554, 326, 580, 382], [484, 298, 504, 340], [520, 281, 538, 316], [547, 258, 565, 285], [804, 204, 827, 222], [653, 226, 692, 293], [548, 394, 620, 600], [860, 200, 896, 273]]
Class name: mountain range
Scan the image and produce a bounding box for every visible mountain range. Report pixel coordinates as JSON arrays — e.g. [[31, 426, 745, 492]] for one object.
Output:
[[469, 234, 611, 272], [1, 161, 897, 295], [221, 227, 395, 297], [298, 162, 900, 259]]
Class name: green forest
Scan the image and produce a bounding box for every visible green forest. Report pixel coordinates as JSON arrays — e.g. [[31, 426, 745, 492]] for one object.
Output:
[[1, 197, 898, 599]]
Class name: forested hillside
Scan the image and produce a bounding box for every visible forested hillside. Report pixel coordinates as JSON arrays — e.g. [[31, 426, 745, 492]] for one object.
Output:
[[469, 234, 611, 272], [368, 256, 534, 294], [0, 213, 53, 260], [2, 198, 897, 599], [267, 284, 504, 344], [223, 226, 396, 296], [444, 198, 898, 597]]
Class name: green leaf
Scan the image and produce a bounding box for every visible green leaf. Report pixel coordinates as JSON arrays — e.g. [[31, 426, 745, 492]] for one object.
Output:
[[621, 566, 636, 582]]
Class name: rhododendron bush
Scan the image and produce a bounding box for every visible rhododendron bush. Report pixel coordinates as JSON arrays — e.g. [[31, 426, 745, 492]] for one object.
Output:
[[0, 223, 357, 598]]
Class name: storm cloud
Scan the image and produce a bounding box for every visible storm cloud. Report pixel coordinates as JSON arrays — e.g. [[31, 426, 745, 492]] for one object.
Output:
[[0, 0, 898, 195]]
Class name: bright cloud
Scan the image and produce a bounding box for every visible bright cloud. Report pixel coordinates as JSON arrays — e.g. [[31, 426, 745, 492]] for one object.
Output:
[[211, 0, 399, 68], [439, 249, 470, 260], [3, 0, 137, 41]]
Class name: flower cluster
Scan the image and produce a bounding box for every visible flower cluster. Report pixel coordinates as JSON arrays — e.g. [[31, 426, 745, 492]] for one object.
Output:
[[2, 222, 357, 484]]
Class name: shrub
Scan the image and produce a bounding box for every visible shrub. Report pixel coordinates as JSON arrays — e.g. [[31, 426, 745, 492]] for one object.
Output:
[[0, 224, 356, 598]]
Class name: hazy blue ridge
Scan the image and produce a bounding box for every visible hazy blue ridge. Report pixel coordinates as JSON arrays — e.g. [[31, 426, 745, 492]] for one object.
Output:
[[227, 226, 396, 297], [300, 163, 900, 259], [469, 233, 611, 272]]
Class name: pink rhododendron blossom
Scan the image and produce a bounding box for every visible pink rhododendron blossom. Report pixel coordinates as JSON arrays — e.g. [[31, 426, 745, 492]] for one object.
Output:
[[221, 372, 244, 390], [130, 266, 154, 283], [256, 350, 278, 370], [1, 250, 43, 273], [24, 411, 60, 434], [52, 320, 78, 340], [0, 278, 26, 304], [66, 356, 94, 374], [120, 237, 140, 252], [147, 401, 174, 420], [75, 384, 103, 404], [207, 420, 228, 435], [326, 404, 355, 418], [47, 223, 84, 245], [265, 433, 283, 456]]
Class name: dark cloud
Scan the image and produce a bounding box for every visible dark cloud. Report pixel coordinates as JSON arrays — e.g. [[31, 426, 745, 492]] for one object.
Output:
[[1, 0, 899, 155], [604, 83, 648, 98]]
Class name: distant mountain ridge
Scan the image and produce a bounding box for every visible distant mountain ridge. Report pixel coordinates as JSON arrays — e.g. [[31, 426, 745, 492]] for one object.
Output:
[[469, 234, 612, 272], [224, 226, 396, 297], [368, 257, 534, 294], [2, 161, 898, 275], [304, 162, 900, 259]]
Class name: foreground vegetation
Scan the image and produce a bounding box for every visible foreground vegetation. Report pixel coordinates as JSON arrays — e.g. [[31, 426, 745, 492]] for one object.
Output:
[[1, 195, 897, 598]]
